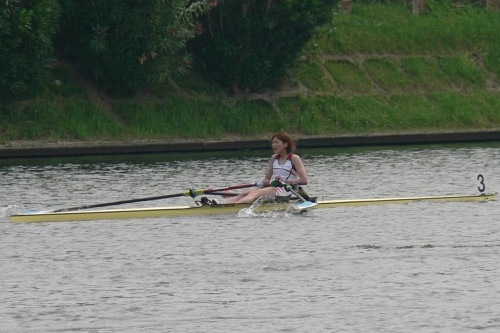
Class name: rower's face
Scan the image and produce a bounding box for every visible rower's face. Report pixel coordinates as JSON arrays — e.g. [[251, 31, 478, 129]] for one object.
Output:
[[271, 137, 287, 154]]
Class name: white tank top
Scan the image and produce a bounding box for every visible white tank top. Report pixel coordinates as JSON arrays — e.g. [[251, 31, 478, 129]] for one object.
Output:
[[272, 154, 298, 182]]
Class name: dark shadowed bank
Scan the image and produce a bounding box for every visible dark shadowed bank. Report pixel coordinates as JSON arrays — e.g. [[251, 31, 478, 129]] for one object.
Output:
[[1, 130, 499, 159]]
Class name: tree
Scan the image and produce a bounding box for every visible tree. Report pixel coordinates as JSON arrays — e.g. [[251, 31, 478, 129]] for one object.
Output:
[[57, 0, 214, 96], [190, 0, 338, 92], [0, 0, 60, 101]]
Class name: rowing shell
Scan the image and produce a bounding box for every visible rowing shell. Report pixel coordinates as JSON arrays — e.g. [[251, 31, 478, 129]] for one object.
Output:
[[9, 192, 496, 223]]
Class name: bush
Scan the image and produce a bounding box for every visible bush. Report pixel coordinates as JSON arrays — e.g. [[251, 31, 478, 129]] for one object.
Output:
[[0, 0, 60, 101], [56, 0, 212, 96], [190, 0, 337, 92]]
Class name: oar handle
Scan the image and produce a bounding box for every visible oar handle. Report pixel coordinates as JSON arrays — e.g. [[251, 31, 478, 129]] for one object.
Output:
[[189, 183, 258, 197], [271, 179, 313, 203], [204, 191, 239, 196], [203, 183, 258, 194]]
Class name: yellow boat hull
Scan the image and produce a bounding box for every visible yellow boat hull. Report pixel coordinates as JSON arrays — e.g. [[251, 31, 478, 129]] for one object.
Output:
[[9, 192, 496, 223]]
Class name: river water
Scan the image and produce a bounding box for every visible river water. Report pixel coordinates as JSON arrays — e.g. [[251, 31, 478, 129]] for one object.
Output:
[[1, 143, 499, 332]]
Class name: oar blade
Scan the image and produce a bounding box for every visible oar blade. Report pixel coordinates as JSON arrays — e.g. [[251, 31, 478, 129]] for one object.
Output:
[[294, 201, 318, 210]]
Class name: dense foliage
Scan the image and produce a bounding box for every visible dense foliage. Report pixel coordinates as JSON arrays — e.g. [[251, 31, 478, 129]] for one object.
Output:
[[0, 0, 60, 101], [190, 0, 338, 92], [56, 0, 213, 96], [1, 0, 338, 99]]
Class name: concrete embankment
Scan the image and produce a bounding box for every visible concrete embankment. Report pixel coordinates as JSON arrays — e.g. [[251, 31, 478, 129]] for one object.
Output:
[[1, 130, 500, 159]]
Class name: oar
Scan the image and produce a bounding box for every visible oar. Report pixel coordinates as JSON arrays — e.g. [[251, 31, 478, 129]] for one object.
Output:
[[50, 183, 258, 212], [287, 186, 318, 210], [272, 180, 318, 210], [204, 191, 239, 197]]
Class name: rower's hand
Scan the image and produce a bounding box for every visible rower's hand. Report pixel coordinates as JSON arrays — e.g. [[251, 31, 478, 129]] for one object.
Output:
[[270, 180, 282, 187], [269, 180, 293, 191], [256, 180, 270, 187], [270, 177, 286, 187]]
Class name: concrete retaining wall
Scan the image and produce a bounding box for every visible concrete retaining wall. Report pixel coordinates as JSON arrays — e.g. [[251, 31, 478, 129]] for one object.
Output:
[[1, 131, 499, 159]]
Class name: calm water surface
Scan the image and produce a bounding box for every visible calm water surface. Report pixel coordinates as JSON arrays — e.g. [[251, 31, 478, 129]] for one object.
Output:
[[1, 144, 499, 332]]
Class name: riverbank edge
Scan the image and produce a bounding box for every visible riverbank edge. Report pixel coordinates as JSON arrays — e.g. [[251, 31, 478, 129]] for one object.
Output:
[[1, 130, 499, 159]]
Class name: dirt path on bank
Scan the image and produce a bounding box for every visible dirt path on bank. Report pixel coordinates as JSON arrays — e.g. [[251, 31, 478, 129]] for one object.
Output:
[[53, 61, 123, 124]]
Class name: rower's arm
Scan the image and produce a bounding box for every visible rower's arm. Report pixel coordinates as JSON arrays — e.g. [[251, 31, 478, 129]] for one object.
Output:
[[262, 155, 276, 186], [290, 154, 308, 185]]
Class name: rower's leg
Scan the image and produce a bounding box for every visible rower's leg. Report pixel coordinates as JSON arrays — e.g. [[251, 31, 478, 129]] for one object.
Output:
[[224, 191, 251, 204], [232, 187, 275, 204]]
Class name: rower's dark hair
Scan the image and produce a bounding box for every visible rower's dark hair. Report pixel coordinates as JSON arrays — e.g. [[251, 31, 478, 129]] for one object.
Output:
[[272, 132, 296, 154]]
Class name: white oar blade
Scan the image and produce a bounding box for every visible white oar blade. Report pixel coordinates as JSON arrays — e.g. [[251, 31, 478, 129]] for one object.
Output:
[[294, 201, 318, 210]]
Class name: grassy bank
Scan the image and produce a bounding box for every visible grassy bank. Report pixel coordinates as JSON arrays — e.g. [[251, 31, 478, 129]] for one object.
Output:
[[2, 2, 500, 145]]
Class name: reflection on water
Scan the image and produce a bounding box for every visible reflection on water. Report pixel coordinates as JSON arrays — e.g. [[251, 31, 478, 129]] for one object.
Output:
[[1, 143, 499, 332]]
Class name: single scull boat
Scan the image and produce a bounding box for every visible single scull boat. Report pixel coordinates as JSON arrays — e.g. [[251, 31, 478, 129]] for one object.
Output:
[[9, 192, 496, 223]]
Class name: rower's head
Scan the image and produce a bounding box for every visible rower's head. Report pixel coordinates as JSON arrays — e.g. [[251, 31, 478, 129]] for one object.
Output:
[[271, 132, 296, 154]]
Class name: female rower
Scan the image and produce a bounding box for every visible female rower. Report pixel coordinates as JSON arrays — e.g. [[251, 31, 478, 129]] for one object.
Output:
[[224, 132, 309, 204]]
